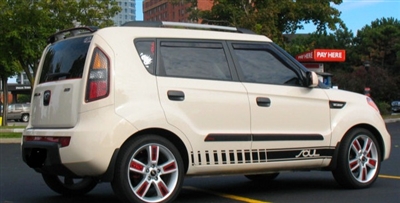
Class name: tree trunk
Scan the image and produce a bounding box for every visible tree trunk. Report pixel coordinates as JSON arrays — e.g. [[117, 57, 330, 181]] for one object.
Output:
[[1, 75, 8, 126]]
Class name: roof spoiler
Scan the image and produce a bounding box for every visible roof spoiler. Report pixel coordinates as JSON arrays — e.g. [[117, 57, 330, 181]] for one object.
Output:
[[47, 26, 98, 43]]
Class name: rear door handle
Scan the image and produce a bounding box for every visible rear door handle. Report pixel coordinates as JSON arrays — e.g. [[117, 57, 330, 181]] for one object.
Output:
[[256, 97, 271, 107], [167, 90, 185, 101]]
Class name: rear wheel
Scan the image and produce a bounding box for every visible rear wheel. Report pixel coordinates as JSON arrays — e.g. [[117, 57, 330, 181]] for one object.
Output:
[[112, 135, 184, 203], [21, 114, 29, 122], [245, 173, 279, 182], [332, 128, 381, 189], [42, 174, 98, 195]]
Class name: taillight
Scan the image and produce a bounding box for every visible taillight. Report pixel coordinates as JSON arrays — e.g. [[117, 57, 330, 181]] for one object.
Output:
[[24, 136, 71, 147], [86, 48, 109, 102], [367, 97, 379, 113]]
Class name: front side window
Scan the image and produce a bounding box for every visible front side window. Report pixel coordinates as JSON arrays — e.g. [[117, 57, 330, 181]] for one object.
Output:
[[39, 36, 92, 84], [232, 43, 301, 86], [159, 41, 232, 81]]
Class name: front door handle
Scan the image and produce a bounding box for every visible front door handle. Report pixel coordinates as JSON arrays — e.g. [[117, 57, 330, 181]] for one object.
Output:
[[167, 90, 185, 101], [256, 97, 271, 107]]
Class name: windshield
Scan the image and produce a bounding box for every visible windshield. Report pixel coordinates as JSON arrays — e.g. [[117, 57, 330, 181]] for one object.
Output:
[[39, 36, 92, 83]]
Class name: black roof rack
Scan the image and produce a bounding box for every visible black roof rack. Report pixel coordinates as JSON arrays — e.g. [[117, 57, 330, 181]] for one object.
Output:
[[122, 21, 255, 34], [47, 26, 98, 43]]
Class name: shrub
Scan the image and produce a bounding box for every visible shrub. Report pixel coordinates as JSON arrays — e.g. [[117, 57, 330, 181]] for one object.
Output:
[[377, 101, 391, 115]]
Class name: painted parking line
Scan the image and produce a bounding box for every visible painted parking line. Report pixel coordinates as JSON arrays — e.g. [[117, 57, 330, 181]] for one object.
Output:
[[182, 175, 400, 202], [379, 174, 400, 180], [183, 186, 271, 203]]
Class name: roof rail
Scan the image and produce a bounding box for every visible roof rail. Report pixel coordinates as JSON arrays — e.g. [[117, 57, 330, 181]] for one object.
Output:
[[47, 26, 98, 43], [122, 21, 255, 34]]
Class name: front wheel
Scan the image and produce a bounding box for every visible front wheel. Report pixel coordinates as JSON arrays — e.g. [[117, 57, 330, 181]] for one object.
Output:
[[332, 128, 381, 189], [42, 174, 98, 195], [112, 135, 184, 203]]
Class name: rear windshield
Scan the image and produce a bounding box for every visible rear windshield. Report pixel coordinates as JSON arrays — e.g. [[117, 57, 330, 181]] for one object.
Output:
[[39, 36, 92, 83]]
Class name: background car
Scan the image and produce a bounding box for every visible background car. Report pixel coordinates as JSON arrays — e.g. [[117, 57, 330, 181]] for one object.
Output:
[[7, 103, 30, 122], [391, 101, 400, 113]]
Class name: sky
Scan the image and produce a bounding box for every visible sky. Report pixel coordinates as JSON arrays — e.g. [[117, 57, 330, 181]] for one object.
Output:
[[301, 0, 400, 33], [135, 0, 400, 34]]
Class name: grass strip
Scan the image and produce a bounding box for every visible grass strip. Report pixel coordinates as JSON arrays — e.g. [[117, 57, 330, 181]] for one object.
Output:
[[0, 132, 22, 138], [0, 125, 26, 129]]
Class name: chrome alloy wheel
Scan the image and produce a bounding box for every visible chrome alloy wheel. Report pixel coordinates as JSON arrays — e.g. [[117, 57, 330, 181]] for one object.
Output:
[[127, 143, 179, 203], [347, 134, 379, 183]]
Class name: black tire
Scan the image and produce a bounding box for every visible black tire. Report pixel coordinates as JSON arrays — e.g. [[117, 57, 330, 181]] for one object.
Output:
[[245, 173, 279, 182], [42, 174, 98, 195], [332, 128, 381, 189], [22, 114, 29, 122], [112, 135, 184, 203]]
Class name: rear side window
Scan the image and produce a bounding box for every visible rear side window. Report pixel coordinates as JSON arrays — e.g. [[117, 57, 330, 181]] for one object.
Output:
[[159, 41, 232, 80], [135, 40, 156, 74], [39, 36, 92, 84]]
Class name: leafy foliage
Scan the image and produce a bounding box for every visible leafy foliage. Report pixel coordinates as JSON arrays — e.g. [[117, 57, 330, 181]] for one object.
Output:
[[0, 0, 121, 87], [353, 17, 400, 72], [199, 0, 344, 45], [0, 0, 120, 125]]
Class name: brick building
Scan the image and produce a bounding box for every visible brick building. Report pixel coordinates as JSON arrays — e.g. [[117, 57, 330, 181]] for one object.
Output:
[[143, 0, 213, 22]]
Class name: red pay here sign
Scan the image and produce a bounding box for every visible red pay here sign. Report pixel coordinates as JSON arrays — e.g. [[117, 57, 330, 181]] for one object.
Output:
[[296, 49, 346, 62]]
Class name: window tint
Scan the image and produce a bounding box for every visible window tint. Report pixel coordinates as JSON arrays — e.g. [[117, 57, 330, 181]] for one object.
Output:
[[135, 40, 155, 74], [233, 44, 300, 86], [160, 42, 231, 80], [40, 36, 92, 84]]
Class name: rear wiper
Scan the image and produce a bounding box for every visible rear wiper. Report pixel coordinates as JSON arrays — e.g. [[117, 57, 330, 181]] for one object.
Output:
[[45, 72, 71, 82]]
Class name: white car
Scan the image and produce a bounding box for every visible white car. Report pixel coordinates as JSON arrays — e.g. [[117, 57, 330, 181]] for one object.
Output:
[[22, 21, 391, 203]]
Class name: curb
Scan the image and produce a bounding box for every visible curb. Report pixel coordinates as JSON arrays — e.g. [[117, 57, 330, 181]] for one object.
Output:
[[0, 138, 21, 144], [383, 118, 400, 124]]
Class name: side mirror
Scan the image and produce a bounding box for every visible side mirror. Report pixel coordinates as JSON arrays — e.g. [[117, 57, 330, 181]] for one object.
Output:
[[307, 71, 319, 88]]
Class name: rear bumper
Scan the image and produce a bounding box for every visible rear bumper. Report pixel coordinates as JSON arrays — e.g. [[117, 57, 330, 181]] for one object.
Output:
[[21, 107, 137, 177], [22, 141, 79, 177]]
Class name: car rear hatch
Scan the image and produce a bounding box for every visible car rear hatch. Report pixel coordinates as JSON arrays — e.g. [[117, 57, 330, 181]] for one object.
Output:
[[31, 33, 94, 128]]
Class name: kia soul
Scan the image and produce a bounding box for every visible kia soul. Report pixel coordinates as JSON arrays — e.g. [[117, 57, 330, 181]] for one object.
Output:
[[22, 21, 391, 203]]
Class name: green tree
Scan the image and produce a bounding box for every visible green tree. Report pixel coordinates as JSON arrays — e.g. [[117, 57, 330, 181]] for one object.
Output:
[[333, 66, 397, 103], [0, 0, 23, 126], [200, 0, 344, 45], [1, 0, 121, 88], [353, 17, 400, 73]]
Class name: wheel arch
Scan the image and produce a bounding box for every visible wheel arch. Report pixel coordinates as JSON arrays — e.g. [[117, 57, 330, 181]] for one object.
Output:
[[349, 124, 386, 160], [134, 128, 190, 173], [100, 128, 190, 182], [328, 123, 385, 171]]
